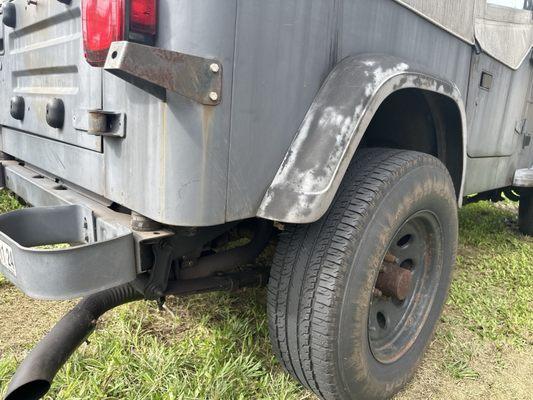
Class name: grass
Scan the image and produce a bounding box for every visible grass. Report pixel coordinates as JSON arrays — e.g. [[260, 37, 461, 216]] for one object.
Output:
[[0, 191, 532, 399]]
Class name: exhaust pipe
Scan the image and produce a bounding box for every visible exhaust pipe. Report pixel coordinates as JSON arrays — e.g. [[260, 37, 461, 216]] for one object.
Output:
[[4, 284, 143, 400], [179, 220, 273, 280], [4, 270, 267, 400]]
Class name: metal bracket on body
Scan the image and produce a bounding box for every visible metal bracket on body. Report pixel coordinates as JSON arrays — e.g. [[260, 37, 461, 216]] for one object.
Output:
[[104, 41, 222, 105], [141, 241, 174, 300], [87, 110, 126, 138]]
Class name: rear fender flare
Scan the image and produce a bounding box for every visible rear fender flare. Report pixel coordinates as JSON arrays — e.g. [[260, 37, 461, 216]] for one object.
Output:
[[257, 54, 467, 224]]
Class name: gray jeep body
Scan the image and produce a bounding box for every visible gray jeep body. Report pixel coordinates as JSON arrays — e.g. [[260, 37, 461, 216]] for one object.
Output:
[[0, 0, 531, 299]]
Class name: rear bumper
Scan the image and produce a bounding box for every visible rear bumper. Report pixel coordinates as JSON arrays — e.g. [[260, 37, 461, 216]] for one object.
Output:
[[0, 161, 170, 300]]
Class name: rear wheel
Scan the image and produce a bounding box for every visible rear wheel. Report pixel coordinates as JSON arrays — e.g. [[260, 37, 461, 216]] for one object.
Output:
[[268, 149, 458, 400], [519, 188, 533, 236]]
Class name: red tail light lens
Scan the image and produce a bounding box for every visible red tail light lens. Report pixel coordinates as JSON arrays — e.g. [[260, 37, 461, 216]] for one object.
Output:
[[82, 0, 157, 67], [82, 0, 125, 67], [130, 0, 157, 36]]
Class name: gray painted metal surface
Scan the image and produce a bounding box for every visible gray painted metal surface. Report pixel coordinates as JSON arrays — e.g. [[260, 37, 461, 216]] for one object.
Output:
[[393, 0, 476, 43], [100, 0, 236, 226], [514, 168, 533, 187], [464, 156, 516, 194], [0, 161, 172, 299], [0, 204, 135, 300], [466, 53, 531, 157], [395, 0, 533, 70], [257, 54, 467, 223], [227, 0, 473, 222], [476, 2, 533, 70], [0, 0, 531, 229], [0, 0, 102, 152]]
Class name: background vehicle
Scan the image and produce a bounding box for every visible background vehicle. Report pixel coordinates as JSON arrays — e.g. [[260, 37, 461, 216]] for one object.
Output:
[[0, 1, 531, 399]]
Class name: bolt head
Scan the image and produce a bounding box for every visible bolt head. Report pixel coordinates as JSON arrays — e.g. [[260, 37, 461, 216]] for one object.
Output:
[[209, 92, 219, 102], [210, 63, 220, 73]]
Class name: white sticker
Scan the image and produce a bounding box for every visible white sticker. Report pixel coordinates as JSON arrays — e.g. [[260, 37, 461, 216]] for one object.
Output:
[[0, 239, 16, 276]]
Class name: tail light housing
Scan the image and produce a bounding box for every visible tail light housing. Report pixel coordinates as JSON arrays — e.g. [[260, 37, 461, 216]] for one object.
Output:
[[129, 0, 157, 36], [82, 0, 157, 67], [82, 0, 124, 66]]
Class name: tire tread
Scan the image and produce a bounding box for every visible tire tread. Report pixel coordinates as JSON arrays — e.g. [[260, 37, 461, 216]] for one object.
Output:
[[268, 148, 454, 399]]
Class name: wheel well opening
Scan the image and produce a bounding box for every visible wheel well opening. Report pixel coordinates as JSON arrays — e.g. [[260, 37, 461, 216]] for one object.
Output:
[[360, 88, 464, 198]]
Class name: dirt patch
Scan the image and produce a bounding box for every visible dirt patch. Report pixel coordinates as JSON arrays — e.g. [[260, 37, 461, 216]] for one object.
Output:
[[135, 300, 195, 344], [397, 334, 533, 400], [0, 282, 72, 355]]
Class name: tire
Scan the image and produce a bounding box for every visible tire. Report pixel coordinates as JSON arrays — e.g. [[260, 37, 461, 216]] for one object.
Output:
[[519, 189, 533, 236], [267, 148, 458, 400]]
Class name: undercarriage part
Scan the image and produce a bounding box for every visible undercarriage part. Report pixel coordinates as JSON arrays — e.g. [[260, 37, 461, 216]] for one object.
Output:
[[141, 241, 174, 300], [463, 187, 517, 205], [463, 186, 526, 205], [463, 189, 504, 205], [179, 219, 273, 280], [503, 187, 521, 202], [131, 211, 162, 232], [166, 269, 269, 296], [4, 269, 267, 400]]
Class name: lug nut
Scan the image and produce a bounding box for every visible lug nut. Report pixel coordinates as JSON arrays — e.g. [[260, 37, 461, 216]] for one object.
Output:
[[209, 92, 219, 102], [210, 63, 220, 73]]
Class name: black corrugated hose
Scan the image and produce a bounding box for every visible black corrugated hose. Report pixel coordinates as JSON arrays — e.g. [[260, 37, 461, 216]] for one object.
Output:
[[4, 284, 143, 400]]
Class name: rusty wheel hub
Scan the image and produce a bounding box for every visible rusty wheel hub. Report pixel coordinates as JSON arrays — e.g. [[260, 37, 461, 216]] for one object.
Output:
[[375, 257, 413, 301], [368, 211, 444, 364]]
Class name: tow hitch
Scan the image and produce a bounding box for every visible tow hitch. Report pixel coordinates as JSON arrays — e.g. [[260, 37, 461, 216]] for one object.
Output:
[[0, 161, 269, 399]]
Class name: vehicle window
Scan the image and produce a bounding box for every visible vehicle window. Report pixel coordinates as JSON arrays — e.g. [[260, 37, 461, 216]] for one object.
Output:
[[487, 0, 533, 10]]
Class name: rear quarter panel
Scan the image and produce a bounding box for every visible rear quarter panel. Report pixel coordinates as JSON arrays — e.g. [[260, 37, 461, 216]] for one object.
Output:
[[227, 0, 471, 221]]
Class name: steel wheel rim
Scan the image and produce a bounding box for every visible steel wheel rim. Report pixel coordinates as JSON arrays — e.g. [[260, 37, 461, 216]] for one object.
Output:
[[368, 210, 443, 364]]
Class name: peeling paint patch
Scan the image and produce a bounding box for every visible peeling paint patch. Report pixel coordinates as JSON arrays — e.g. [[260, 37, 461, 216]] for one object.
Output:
[[258, 55, 466, 223], [365, 63, 409, 97]]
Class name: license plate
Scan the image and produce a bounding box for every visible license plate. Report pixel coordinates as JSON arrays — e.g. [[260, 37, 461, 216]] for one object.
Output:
[[0, 239, 16, 276]]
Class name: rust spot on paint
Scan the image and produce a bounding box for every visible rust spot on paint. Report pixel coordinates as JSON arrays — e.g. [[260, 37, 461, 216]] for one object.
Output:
[[199, 105, 215, 212]]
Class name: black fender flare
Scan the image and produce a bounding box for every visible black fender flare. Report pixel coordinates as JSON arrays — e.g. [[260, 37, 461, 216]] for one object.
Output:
[[257, 54, 467, 223]]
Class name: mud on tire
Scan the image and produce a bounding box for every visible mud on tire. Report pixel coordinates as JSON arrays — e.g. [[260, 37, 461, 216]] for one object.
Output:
[[267, 148, 458, 400]]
